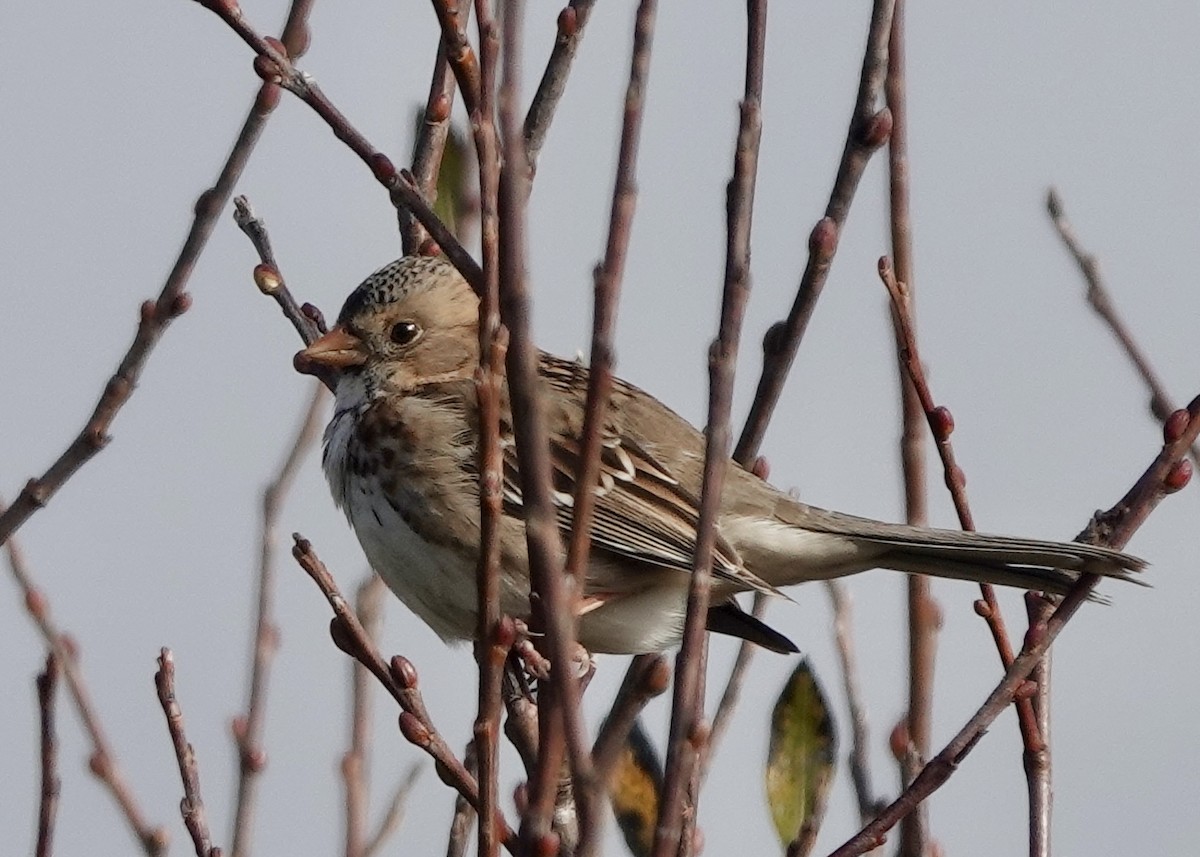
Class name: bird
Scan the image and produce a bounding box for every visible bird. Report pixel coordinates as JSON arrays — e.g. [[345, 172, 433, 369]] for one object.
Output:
[[295, 255, 1145, 655]]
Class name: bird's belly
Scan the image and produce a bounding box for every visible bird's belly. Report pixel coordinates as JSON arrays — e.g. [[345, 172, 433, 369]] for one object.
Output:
[[345, 486, 479, 643], [576, 561, 692, 653]]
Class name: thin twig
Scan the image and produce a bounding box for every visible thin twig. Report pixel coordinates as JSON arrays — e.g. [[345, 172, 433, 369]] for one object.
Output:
[[734, 0, 896, 463], [4, 510, 168, 855], [1045, 188, 1200, 467], [824, 581, 884, 823], [565, 0, 655, 628], [35, 653, 61, 857], [469, 4, 505, 855], [1024, 593, 1054, 857], [701, 457, 770, 777], [827, 396, 1200, 857], [0, 301, 189, 550], [493, 2, 587, 852], [709, 2, 896, 784], [155, 649, 222, 857], [502, 660, 541, 776], [0, 0, 316, 548], [289, 534, 519, 854], [446, 743, 479, 857], [403, 43, 459, 254], [233, 197, 328, 362], [343, 574, 388, 857], [430, 0, 483, 117], [474, 613, 512, 857], [591, 655, 670, 785], [701, 593, 764, 784], [191, 0, 483, 291], [882, 5, 936, 854], [361, 764, 422, 857], [523, 0, 598, 170], [878, 259, 1043, 752], [230, 380, 326, 857], [654, 3, 763, 853], [561, 2, 658, 851]]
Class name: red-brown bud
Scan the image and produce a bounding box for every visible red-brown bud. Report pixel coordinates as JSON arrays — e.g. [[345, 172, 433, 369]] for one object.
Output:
[[370, 153, 397, 184], [931, 406, 955, 438], [1164, 408, 1189, 442], [1163, 459, 1192, 493], [808, 216, 838, 258], [557, 6, 578, 38], [398, 711, 430, 747], [390, 655, 419, 689]]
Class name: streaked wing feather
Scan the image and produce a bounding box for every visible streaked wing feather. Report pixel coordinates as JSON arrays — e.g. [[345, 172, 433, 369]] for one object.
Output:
[[498, 419, 778, 596]]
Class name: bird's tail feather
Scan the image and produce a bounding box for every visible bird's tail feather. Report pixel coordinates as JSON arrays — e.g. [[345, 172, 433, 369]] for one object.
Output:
[[872, 534, 1147, 597]]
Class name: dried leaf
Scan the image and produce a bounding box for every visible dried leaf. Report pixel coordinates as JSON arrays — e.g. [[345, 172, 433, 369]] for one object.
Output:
[[607, 717, 662, 857], [765, 658, 837, 856]]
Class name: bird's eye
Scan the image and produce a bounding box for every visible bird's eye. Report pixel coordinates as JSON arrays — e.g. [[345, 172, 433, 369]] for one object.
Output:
[[389, 320, 422, 346]]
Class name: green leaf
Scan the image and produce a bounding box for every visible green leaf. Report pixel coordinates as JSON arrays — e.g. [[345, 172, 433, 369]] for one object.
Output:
[[409, 107, 475, 242], [607, 717, 663, 857], [765, 658, 837, 856]]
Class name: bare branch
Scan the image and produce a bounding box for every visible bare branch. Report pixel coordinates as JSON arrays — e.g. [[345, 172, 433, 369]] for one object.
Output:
[[559, 1, 658, 849], [35, 654, 61, 857], [523, 0, 598, 170], [361, 764, 422, 857], [654, 3, 762, 853], [230, 381, 326, 857], [882, 4, 937, 853], [878, 258, 1043, 752], [469, 4, 506, 855], [189, 0, 482, 289], [0, 0, 320, 547], [1024, 593, 1054, 857], [827, 396, 1200, 857], [430, 0, 483, 117], [592, 655, 670, 784], [289, 534, 519, 854], [734, 0, 896, 463], [233, 196, 327, 355], [702, 593, 764, 783], [403, 43, 459, 254], [155, 649, 222, 857], [4, 511, 167, 855], [446, 743, 479, 857], [1046, 188, 1200, 467], [702, 458, 775, 773], [825, 581, 884, 823], [343, 574, 387, 857], [493, 2, 590, 851]]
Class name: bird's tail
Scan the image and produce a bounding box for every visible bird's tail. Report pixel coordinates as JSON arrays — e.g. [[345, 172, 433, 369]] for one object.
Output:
[[863, 529, 1147, 596], [745, 500, 1147, 596]]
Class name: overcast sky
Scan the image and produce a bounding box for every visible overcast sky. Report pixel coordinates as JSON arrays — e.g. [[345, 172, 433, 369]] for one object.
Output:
[[2, 2, 1197, 856]]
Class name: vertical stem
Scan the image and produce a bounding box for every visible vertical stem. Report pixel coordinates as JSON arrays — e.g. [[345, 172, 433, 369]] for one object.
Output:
[[561, 2, 659, 853], [35, 654, 61, 857], [471, 3, 504, 856], [495, 3, 590, 852], [653, 3, 765, 854], [1025, 594, 1053, 857], [884, 2, 936, 854]]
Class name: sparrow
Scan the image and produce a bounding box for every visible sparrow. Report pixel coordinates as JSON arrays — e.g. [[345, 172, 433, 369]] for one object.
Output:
[[295, 255, 1145, 655]]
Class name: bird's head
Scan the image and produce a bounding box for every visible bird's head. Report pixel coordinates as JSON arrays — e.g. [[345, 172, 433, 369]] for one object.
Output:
[[295, 256, 481, 396]]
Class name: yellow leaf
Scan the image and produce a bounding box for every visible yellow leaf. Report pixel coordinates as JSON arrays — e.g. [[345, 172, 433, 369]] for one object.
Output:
[[765, 658, 837, 856]]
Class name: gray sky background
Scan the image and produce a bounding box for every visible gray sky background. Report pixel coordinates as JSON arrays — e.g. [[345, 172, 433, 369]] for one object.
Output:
[[2, 2, 1197, 855]]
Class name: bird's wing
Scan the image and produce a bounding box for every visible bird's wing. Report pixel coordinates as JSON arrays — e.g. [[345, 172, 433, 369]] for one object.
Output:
[[496, 357, 778, 596], [498, 431, 777, 596]]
